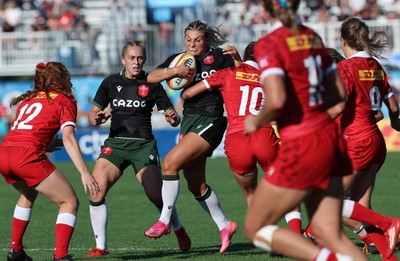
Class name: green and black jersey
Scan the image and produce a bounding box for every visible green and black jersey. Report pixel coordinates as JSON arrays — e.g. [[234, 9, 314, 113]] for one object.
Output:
[[93, 70, 173, 139], [158, 47, 234, 117]]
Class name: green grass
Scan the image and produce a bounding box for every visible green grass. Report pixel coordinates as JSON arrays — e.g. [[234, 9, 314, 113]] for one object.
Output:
[[1, 153, 400, 261]]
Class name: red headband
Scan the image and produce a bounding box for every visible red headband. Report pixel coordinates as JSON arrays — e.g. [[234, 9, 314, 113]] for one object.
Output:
[[36, 62, 47, 69]]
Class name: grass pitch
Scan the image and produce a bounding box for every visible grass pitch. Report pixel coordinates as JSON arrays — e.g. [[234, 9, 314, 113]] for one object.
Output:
[[0, 154, 399, 260]]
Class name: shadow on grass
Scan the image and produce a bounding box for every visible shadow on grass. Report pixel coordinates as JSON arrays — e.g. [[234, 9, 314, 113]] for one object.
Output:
[[78, 242, 269, 260]]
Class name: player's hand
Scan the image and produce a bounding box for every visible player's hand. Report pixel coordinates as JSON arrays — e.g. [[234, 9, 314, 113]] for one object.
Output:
[[46, 136, 63, 152], [244, 115, 260, 134], [94, 110, 111, 124], [81, 172, 100, 196], [223, 45, 243, 66], [164, 109, 181, 127], [176, 62, 195, 80], [373, 110, 384, 123]]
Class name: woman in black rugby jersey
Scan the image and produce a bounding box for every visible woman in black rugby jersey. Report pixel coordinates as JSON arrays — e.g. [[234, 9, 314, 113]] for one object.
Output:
[[144, 20, 242, 254], [85, 41, 191, 257]]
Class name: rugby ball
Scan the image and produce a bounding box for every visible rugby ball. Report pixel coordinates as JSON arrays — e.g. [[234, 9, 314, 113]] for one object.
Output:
[[167, 53, 196, 90]]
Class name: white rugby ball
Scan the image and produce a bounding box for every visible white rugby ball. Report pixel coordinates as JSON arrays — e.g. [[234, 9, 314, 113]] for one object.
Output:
[[167, 53, 196, 90]]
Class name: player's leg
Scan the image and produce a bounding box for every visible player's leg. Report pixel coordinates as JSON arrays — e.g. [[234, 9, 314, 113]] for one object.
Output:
[[183, 156, 237, 253], [146, 132, 211, 235], [7, 182, 37, 261], [233, 170, 258, 206], [34, 168, 79, 260], [305, 176, 367, 261], [244, 179, 327, 260], [225, 132, 259, 206], [86, 157, 122, 257], [139, 164, 191, 252]]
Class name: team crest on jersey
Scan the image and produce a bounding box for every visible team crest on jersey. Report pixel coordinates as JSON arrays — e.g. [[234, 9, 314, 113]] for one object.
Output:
[[203, 55, 214, 64], [138, 84, 149, 98], [101, 146, 113, 156]]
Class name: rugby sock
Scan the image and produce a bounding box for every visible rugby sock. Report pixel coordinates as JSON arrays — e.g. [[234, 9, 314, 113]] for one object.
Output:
[[10, 205, 32, 252], [159, 175, 180, 225], [54, 213, 76, 259], [89, 200, 108, 250], [196, 185, 229, 230], [313, 248, 352, 261], [342, 199, 392, 230], [285, 211, 302, 233], [304, 223, 314, 238], [170, 208, 182, 231]]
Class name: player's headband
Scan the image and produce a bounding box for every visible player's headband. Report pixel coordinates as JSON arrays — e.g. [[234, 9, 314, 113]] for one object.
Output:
[[273, 0, 300, 11]]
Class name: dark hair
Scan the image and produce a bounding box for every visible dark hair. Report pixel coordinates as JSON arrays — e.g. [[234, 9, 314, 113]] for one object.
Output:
[[185, 20, 227, 48], [121, 41, 147, 59], [340, 17, 388, 59], [11, 62, 75, 106], [260, 0, 300, 29], [243, 42, 256, 61], [327, 48, 346, 63]]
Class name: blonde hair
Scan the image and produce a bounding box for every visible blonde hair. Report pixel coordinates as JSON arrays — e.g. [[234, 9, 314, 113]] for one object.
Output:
[[341, 17, 388, 59]]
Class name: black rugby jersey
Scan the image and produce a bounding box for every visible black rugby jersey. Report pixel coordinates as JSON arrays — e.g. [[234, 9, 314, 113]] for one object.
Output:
[[93, 70, 174, 139], [158, 47, 234, 117]]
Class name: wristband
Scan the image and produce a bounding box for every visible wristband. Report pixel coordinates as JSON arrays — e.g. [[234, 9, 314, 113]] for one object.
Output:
[[164, 68, 168, 78]]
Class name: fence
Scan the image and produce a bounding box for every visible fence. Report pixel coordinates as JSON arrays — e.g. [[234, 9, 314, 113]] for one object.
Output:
[[0, 19, 399, 77]]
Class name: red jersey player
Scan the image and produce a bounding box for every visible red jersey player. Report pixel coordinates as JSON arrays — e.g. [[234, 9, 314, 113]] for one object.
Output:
[[182, 42, 280, 206], [336, 17, 400, 259], [242, 0, 367, 260], [0, 62, 99, 261]]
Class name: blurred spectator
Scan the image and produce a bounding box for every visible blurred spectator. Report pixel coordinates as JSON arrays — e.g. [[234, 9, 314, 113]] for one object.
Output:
[[158, 21, 174, 59], [31, 14, 49, 31], [234, 14, 254, 43], [216, 10, 233, 39], [123, 23, 146, 42], [315, 4, 332, 22], [2, 1, 22, 32]]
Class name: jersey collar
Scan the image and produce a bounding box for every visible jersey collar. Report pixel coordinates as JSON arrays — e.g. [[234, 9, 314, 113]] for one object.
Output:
[[348, 51, 372, 59], [244, 60, 259, 70]]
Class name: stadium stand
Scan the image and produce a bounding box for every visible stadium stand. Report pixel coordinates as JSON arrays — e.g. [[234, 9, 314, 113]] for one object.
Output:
[[0, 0, 399, 77]]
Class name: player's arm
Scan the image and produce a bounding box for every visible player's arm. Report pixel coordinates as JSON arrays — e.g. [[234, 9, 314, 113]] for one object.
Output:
[[181, 81, 208, 100], [147, 63, 195, 83], [61, 125, 99, 195], [88, 104, 111, 126], [323, 69, 346, 119], [384, 95, 400, 131], [244, 74, 286, 134]]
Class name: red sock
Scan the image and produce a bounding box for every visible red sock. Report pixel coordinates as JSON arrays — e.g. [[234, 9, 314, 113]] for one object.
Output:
[[362, 226, 397, 261], [10, 218, 29, 252], [54, 223, 74, 259], [287, 218, 302, 233], [349, 202, 392, 231], [327, 253, 339, 261], [285, 212, 302, 234], [305, 224, 314, 236], [313, 248, 338, 261]]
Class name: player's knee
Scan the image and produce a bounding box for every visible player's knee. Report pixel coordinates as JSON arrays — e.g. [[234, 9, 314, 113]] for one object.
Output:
[[161, 157, 178, 174], [251, 225, 279, 251]]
